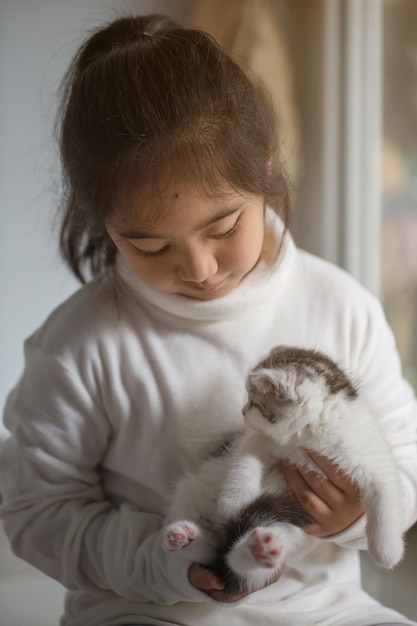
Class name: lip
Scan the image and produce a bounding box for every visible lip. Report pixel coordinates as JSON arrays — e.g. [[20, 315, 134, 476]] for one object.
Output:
[[196, 279, 226, 293], [182, 278, 227, 297]]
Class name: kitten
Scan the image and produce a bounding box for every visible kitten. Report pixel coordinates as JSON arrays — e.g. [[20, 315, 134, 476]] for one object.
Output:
[[163, 450, 313, 596], [162, 346, 405, 595]]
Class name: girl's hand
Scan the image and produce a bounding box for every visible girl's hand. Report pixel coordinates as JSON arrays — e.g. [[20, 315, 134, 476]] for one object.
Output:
[[281, 452, 364, 537], [188, 563, 281, 602], [188, 563, 246, 602]]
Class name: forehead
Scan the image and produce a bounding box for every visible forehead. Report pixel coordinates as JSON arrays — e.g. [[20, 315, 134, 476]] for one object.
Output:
[[111, 176, 245, 233]]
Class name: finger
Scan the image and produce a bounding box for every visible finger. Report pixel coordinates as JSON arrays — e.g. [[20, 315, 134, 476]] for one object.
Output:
[[282, 464, 341, 536], [282, 462, 333, 516], [307, 451, 359, 494], [296, 465, 345, 510], [188, 564, 224, 590], [207, 567, 283, 602]]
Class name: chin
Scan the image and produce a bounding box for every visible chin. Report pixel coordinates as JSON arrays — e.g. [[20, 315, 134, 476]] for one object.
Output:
[[193, 288, 230, 300], [244, 408, 265, 431]]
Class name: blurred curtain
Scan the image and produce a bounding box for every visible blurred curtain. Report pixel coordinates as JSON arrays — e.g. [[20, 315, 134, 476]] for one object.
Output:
[[188, 0, 301, 185]]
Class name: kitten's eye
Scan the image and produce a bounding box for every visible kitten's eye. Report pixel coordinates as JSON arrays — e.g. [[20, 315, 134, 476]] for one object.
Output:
[[275, 397, 293, 405], [250, 401, 264, 413]]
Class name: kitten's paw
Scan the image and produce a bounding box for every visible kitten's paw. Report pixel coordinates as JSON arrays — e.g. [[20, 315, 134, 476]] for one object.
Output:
[[248, 528, 284, 568], [162, 522, 200, 552]]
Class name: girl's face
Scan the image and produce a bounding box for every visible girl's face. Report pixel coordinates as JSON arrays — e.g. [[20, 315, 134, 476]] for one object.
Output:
[[106, 179, 265, 300]]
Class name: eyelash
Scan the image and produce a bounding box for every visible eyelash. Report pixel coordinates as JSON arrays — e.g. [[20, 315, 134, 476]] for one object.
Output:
[[131, 215, 242, 258], [211, 216, 241, 240], [131, 245, 170, 259]]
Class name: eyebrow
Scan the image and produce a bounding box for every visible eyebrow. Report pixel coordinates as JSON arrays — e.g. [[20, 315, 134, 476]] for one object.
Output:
[[118, 205, 243, 240]]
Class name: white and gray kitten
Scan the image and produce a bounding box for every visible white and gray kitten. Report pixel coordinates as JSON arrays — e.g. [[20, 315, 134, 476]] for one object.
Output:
[[162, 346, 405, 595]]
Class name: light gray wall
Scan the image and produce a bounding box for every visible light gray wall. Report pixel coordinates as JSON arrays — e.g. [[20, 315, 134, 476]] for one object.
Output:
[[0, 0, 190, 435]]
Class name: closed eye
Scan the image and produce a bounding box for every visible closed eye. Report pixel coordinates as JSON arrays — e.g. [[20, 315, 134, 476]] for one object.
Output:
[[131, 243, 170, 258], [127, 212, 242, 256], [210, 215, 241, 239]]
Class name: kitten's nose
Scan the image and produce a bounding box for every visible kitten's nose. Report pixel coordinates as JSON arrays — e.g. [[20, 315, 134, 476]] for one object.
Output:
[[242, 402, 249, 415]]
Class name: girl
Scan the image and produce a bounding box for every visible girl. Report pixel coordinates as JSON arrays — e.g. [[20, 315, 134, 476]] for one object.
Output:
[[0, 13, 416, 626]]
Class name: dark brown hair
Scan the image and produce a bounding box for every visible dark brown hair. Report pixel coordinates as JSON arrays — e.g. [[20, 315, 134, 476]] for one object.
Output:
[[57, 13, 291, 283]]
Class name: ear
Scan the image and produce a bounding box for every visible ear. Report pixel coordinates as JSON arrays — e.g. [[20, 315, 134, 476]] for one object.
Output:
[[249, 370, 276, 395], [249, 369, 288, 398], [249, 367, 298, 401]]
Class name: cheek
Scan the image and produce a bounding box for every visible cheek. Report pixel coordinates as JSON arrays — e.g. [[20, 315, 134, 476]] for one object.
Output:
[[223, 233, 262, 269], [130, 258, 171, 287], [220, 245, 246, 268], [243, 231, 264, 267], [107, 235, 172, 289], [242, 216, 265, 261], [117, 245, 171, 288]]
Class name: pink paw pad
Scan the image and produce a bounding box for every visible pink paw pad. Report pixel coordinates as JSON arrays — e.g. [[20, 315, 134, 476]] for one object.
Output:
[[249, 528, 283, 568], [163, 523, 197, 552]]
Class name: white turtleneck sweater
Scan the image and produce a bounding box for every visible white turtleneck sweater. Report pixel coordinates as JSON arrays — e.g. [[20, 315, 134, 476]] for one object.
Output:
[[1, 217, 417, 626]]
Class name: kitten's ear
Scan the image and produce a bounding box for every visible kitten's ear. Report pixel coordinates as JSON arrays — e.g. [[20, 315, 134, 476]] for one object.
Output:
[[249, 369, 291, 399], [249, 368, 297, 401], [249, 370, 277, 395]]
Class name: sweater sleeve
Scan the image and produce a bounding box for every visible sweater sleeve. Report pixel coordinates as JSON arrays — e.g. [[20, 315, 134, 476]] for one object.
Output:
[[325, 292, 417, 550], [0, 341, 204, 605]]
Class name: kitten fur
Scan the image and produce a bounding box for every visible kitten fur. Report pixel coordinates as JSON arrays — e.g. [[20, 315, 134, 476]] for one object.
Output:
[[162, 346, 405, 595]]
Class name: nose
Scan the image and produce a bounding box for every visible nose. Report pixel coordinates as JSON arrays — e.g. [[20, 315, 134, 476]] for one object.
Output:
[[177, 244, 218, 283]]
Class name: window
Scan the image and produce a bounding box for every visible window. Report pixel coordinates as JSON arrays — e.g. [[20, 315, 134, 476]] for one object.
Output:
[[282, 0, 416, 390], [381, 0, 417, 391]]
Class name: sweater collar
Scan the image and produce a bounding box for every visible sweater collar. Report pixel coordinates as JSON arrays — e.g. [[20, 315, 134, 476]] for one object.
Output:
[[115, 209, 296, 321]]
